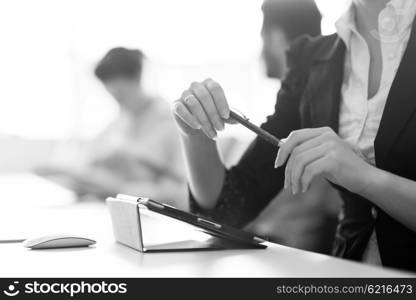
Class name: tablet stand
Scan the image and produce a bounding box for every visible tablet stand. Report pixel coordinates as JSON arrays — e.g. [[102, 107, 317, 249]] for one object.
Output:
[[107, 197, 265, 253]]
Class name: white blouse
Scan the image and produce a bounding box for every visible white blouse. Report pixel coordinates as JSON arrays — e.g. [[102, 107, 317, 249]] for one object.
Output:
[[335, 0, 416, 265]]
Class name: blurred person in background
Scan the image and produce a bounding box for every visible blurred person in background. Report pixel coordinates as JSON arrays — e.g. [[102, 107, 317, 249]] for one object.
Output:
[[37, 47, 187, 208], [244, 0, 341, 254], [261, 0, 321, 80]]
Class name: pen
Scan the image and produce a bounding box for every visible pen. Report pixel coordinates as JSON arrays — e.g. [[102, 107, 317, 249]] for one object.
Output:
[[229, 110, 282, 148]]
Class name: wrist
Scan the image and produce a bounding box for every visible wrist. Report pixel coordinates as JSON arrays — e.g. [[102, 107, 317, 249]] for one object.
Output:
[[354, 163, 382, 197], [181, 130, 216, 146]]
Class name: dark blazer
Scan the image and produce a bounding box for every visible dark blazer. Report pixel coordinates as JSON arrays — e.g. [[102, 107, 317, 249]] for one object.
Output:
[[210, 20, 416, 271], [296, 24, 416, 271]]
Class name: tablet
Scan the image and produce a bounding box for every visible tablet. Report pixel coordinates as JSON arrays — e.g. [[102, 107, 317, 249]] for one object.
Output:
[[108, 194, 267, 252]]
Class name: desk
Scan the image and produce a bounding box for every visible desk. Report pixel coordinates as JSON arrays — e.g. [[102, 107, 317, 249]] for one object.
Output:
[[0, 174, 411, 277]]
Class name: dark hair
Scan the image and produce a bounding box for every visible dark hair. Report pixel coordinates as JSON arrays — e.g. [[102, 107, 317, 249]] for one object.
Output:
[[262, 0, 321, 41], [94, 47, 144, 82]]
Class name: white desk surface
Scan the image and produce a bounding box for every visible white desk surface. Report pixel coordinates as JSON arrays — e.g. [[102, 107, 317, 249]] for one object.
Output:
[[0, 174, 412, 277]]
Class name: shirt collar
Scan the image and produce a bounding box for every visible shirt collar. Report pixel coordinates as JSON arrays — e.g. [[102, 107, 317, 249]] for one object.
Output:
[[335, 0, 416, 47], [335, 1, 356, 48]]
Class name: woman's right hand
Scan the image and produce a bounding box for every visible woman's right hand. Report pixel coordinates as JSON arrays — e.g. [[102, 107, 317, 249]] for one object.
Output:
[[172, 78, 231, 139]]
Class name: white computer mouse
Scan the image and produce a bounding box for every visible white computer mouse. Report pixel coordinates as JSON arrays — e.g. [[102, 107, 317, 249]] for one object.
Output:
[[23, 234, 96, 249]]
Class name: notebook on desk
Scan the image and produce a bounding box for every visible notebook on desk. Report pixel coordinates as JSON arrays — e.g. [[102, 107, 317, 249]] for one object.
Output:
[[106, 194, 267, 252]]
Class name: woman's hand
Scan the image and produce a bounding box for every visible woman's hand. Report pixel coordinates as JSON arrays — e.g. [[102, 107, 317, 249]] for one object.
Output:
[[274, 127, 373, 194], [172, 78, 231, 139]]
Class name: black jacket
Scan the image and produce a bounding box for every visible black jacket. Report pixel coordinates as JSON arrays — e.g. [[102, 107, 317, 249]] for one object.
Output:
[[191, 21, 416, 271]]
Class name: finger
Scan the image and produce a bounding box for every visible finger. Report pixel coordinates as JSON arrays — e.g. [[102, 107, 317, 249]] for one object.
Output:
[[279, 133, 332, 190], [287, 131, 333, 158], [274, 138, 287, 168], [182, 91, 216, 139], [225, 118, 239, 125], [277, 135, 324, 169], [277, 127, 329, 168], [275, 127, 333, 167], [190, 82, 224, 131], [300, 156, 330, 193], [289, 143, 328, 194], [172, 100, 201, 129], [284, 133, 328, 192], [284, 136, 310, 191], [203, 78, 230, 119]]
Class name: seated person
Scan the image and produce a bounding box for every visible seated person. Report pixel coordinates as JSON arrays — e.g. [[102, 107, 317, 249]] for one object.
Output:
[[172, 0, 416, 272], [245, 0, 341, 254], [37, 47, 187, 207]]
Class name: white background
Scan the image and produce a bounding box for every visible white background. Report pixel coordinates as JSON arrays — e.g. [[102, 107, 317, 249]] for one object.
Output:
[[0, 0, 347, 140]]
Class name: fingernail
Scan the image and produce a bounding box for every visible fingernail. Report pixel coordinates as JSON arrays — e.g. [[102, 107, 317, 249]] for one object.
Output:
[[274, 155, 279, 168], [217, 122, 224, 131], [275, 154, 281, 168], [210, 130, 217, 139], [302, 186, 307, 193], [221, 110, 230, 119]]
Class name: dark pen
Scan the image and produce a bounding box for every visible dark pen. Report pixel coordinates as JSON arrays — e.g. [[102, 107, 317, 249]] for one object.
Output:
[[228, 110, 283, 148]]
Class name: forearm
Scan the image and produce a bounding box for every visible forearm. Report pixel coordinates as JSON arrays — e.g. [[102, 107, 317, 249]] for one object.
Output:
[[181, 133, 225, 210], [360, 165, 416, 232]]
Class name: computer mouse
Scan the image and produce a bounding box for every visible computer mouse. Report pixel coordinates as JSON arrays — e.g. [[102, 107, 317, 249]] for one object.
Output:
[[23, 234, 96, 249]]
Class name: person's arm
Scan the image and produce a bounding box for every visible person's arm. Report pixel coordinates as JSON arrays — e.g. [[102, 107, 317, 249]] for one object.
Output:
[[172, 36, 311, 221], [361, 166, 416, 232], [275, 126, 416, 232], [172, 79, 230, 210], [180, 132, 225, 210]]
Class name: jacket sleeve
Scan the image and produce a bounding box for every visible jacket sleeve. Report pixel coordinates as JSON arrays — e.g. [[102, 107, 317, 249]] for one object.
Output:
[[189, 36, 312, 227]]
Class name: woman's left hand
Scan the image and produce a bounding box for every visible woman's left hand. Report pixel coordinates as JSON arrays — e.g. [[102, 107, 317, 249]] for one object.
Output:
[[274, 127, 373, 194]]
